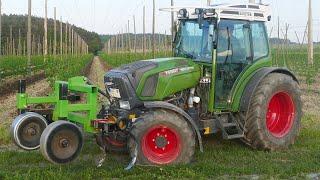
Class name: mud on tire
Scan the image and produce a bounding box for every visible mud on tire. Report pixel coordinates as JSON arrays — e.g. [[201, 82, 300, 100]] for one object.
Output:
[[128, 109, 195, 165], [243, 73, 302, 150]]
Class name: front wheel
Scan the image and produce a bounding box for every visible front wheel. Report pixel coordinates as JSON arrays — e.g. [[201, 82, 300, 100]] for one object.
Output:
[[128, 109, 195, 165], [243, 73, 302, 150]]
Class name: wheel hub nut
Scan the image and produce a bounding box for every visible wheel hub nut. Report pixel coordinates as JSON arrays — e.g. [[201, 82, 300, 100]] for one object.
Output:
[[60, 139, 69, 148], [155, 136, 167, 148], [27, 128, 36, 136]]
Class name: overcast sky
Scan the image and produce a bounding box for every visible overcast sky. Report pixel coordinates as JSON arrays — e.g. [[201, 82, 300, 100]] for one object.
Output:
[[3, 0, 320, 42]]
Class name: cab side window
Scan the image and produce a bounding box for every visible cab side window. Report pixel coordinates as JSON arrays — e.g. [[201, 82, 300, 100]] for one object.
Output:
[[251, 22, 269, 60], [217, 20, 251, 63]]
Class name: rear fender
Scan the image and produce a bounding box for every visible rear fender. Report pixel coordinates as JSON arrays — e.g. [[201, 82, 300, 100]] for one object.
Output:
[[240, 67, 298, 114]]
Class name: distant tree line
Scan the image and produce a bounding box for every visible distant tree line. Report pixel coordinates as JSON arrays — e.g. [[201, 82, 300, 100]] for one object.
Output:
[[1, 14, 102, 55]]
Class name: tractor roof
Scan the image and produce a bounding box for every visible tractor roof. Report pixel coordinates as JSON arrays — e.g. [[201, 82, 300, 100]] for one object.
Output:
[[160, 3, 271, 22]]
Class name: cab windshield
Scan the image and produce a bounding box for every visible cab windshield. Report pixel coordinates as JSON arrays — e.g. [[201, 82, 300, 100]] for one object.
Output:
[[174, 19, 215, 63]]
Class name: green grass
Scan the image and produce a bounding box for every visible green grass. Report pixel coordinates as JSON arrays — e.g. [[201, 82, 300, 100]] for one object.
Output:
[[0, 54, 93, 82], [0, 115, 319, 179], [99, 51, 171, 67], [44, 54, 93, 86]]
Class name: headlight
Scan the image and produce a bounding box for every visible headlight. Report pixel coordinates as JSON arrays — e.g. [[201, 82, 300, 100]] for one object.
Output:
[[119, 100, 131, 110]]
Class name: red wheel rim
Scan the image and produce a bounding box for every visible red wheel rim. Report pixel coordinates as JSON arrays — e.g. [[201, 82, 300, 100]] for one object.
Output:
[[142, 125, 181, 164], [266, 91, 295, 138]]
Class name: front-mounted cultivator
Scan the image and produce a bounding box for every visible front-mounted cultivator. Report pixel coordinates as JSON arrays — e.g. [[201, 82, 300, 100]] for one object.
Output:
[[11, 76, 136, 168]]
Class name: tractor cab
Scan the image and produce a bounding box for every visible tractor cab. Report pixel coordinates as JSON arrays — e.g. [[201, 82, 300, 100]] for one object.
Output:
[[170, 3, 271, 109]]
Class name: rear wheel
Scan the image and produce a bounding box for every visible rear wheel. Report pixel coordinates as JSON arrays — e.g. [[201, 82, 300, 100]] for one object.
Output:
[[243, 73, 302, 150], [128, 109, 195, 165]]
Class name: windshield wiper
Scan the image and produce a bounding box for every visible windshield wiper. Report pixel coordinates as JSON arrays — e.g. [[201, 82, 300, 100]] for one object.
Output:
[[184, 53, 196, 59], [179, 49, 196, 59]]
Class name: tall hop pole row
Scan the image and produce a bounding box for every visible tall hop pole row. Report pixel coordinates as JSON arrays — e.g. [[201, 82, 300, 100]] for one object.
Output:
[[0, 0, 89, 59], [103, 0, 173, 57]]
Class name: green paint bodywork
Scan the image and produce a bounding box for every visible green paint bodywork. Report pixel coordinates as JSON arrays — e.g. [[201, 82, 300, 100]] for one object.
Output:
[[132, 54, 272, 113], [136, 57, 201, 101], [17, 76, 98, 133], [229, 57, 272, 112]]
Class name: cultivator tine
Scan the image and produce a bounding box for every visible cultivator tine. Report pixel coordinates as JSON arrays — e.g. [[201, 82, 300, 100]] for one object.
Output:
[[95, 134, 107, 168], [124, 134, 138, 171], [96, 148, 106, 168]]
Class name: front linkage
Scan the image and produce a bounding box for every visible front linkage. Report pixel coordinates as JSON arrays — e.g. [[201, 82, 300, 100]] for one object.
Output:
[[11, 76, 138, 169]]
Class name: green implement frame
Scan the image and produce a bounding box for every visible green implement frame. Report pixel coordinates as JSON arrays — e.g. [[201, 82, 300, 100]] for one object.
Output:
[[17, 76, 98, 133]]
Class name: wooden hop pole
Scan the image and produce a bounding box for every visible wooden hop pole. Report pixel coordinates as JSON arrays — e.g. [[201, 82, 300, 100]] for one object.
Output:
[[72, 28, 74, 56], [127, 20, 131, 52], [133, 15, 137, 53], [171, 0, 174, 51], [307, 0, 314, 65], [143, 6, 146, 56], [65, 22, 68, 55], [152, 0, 156, 58], [60, 17, 63, 57], [9, 25, 12, 55], [54, 7, 57, 58], [18, 29, 21, 55], [69, 25, 72, 54], [0, 0, 2, 56], [27, 0, 32, 74], [44, 0, 48, 61]]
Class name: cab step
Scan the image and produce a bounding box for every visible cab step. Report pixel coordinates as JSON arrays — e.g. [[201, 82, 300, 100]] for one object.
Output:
[[225, 134, 244, 140], [217, 114, 244, 140]]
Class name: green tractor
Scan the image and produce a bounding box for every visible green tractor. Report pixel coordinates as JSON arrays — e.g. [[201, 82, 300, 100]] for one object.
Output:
[[11, 3, 302, 167]]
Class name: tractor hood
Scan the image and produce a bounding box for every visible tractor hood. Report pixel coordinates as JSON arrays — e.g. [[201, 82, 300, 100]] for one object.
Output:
[[105, 57, 201, 104]]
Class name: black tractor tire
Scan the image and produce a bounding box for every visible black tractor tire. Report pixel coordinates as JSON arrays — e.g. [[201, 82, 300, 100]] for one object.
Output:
[[243, 73, 302, 150], [128, 109, 195, 165]]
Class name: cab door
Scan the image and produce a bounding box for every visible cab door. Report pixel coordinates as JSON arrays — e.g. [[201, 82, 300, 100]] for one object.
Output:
[[214, 19, 252, 109]]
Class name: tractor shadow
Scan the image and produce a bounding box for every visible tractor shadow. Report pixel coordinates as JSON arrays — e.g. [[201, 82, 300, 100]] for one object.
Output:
[[79, 135, 131, 168]]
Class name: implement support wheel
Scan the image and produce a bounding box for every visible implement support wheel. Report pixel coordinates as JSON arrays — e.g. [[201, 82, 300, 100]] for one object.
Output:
[[40, 121, 83, 164], [11, 112, 48, 150]]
